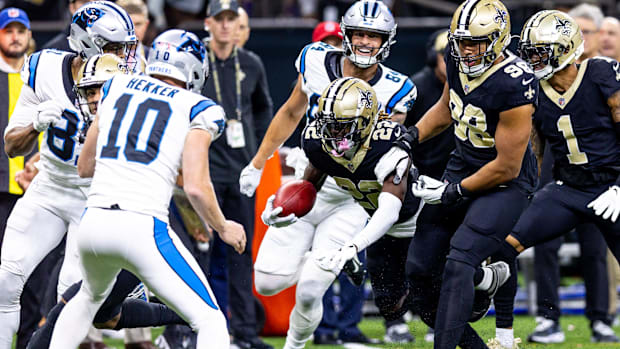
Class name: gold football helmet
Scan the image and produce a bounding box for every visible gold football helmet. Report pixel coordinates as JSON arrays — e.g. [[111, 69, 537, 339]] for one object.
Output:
[[75, 53, 127, 141], [449, 0, 511, 77], [316, 77, 378, 157], [518, 10, 584, 80], [76, 53, 127, 117]]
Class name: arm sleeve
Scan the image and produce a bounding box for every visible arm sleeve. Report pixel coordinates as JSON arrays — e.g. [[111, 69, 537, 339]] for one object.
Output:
[[350, 192, 402, 251], [5, 84, 41, 137], [251, 56, 273, 143], [190, 104, 226, 141]]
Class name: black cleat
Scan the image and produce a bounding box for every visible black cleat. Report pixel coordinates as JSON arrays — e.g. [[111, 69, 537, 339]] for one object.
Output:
[[469, 261, 510, 322]]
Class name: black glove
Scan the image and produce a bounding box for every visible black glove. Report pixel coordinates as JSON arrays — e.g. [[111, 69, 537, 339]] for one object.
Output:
[[394, 126, 419, 155], [440, 182, 472, 206]]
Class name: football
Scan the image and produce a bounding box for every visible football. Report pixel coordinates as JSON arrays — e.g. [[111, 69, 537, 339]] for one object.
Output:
[[272, 179, 317, 218]]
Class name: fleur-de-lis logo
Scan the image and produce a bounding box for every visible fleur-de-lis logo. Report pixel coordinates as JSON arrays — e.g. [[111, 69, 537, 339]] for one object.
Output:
[[357, 88, 373, 109], [524, 85, 535, 100], [613, 62, 620, 81], [493, 7, 507, 25], [554, 16, 571, 36]]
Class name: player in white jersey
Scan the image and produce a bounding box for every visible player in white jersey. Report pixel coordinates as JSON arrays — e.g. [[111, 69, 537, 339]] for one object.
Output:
[[48, 29, 245, 349], [238, 1, 418, 347], [0, 2, 137, 347]]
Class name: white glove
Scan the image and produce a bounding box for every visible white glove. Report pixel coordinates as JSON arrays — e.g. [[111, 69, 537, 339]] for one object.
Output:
[[239, 162, 263, 197], [375, 146, 410, 185], [315, 244, 358, 274], [33, 100, 64, 132], [284, 147, 309, 179], [411, 175, 448, 205], [588, 185, 620, 223], [261, 195, 298, 228]]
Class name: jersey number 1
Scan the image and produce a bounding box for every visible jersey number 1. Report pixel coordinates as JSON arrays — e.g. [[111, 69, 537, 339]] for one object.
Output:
[[556, 114, 588, 165], [100, 93, 172, 164]]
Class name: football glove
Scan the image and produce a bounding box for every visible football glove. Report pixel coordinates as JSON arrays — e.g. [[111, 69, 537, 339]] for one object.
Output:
[[394, 125, 419, 154], [412, 175, 469, 205], [315, 244, 358, 274], [261, 194, 298, 228], [588, 185, 620, 223], [239, 162, 263, 197], [375, 147, 410, 185], [33, 100, 64, 132]]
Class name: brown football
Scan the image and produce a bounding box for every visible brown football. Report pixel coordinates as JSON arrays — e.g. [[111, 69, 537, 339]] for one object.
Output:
[[272, 179, 317, 218]]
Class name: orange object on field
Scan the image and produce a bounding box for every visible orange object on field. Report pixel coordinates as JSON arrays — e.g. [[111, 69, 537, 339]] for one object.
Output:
[[252, 150, 296, 336]]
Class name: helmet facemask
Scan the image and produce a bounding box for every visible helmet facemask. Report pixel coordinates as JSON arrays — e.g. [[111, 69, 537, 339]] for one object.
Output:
[[450, 31, 507, 77], [318, 113, 367, 157]]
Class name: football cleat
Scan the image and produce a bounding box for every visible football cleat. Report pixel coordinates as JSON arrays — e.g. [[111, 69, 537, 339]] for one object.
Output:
[[591, 320, 619, 343], [469, 261, 510, 322], [384, 322, 415, 343], [528, 317, 565, 344]]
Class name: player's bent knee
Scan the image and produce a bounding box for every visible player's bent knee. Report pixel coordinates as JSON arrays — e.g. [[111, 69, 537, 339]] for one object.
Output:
[[0, 268, 25, 310], [296, 280, 324, 309], [254, 270, 290, 296]]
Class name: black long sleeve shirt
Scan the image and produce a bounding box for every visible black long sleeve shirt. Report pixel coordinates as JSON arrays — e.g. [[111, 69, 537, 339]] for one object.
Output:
[[201, 46, 273, 183]]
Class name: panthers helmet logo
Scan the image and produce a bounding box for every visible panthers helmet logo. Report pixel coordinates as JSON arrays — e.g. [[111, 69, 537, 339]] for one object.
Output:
[[73, 8, 105, 28]]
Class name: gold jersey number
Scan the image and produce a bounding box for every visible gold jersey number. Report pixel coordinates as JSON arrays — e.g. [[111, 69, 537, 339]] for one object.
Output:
[[449, 89, 495, 148], [556, 114, 588, 165], [333, 176, 382, 210]]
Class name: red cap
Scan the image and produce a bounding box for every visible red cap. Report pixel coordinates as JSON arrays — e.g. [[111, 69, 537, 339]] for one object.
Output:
[[312, 21, 343, 43]]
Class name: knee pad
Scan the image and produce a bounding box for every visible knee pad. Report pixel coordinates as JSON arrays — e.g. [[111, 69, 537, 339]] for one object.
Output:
[[254, 270, 294, 296], [0, 268, 25, 311], [296, 279, 325, 310]]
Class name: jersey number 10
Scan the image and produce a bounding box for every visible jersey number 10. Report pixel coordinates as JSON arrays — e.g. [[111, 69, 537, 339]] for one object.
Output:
[[100, 93, 172, 164]]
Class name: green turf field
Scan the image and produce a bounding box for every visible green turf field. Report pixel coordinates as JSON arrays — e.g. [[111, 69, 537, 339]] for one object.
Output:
[[87, 315, 620, 349]]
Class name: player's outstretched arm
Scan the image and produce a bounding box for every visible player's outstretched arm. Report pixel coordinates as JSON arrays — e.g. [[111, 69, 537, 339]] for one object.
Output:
[[183, 129, 246, 254], [239, 75, 309, 196], [461, 103, 534, 192], [77, 115, 100, 178]]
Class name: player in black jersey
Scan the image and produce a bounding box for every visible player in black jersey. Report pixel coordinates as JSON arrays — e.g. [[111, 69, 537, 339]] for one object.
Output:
[[376, 0, 539, 347], [302, 77, 510, 349], [497, 9, 620, 343]]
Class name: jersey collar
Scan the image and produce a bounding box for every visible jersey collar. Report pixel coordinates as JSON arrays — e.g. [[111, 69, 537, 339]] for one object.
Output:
[[458, 53, 515, 95], [540, 60, 588, 110]]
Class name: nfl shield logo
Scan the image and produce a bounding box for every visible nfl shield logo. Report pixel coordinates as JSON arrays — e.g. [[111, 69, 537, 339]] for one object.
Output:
[[464, 85, 470, 93], [8, 9, 19, 18], [559, 97, 565, 106]]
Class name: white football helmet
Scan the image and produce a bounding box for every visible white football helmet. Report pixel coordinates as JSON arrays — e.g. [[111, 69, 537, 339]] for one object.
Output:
[[69, 1, 137, 67], [341, 0, 397, 68], [146, 29, 208, 93]]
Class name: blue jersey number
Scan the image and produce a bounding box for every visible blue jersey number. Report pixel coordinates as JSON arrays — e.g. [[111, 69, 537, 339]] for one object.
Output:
[[385, 73, 401, 83], [47, 110, 79, 161], [101, 93, 172, 164]]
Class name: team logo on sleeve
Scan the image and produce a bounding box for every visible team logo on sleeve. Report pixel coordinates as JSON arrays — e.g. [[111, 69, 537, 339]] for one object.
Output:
[[358, 88, 374, 109], [524, 85, 535, 100], [613, 62, 620, 81], [554, 16, 572, 36]]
